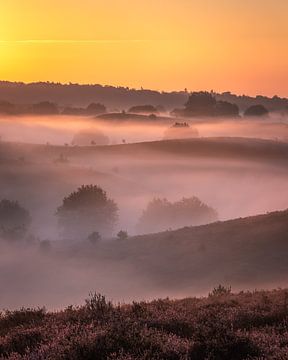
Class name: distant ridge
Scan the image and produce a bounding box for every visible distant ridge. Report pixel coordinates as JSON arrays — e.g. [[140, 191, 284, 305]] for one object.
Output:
[[0, 81, 287, 111]]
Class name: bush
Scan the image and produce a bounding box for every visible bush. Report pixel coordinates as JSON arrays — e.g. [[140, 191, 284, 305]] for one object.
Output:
[[117, 230, 128, 241]]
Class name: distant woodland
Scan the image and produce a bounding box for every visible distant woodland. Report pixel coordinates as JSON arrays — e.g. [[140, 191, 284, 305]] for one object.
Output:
[[0, 81, 288, 113]]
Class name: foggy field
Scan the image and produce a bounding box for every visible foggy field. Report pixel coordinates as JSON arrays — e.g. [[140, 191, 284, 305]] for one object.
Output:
[[1, 113, 288, 308], [1, 209, 288, 309], [3, 0, 288, 356]]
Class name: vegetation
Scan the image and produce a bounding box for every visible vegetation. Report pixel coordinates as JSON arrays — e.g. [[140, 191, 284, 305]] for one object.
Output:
[[1, 82, 287, 114], [172, 92, 240, 117], [128, 105, 158, 114], [244, 104, 269, 117], [163, 122, 199, 140], [56, 185, 118, 239], [117, 230, 128, 241], [0, 199, 31, 241], [32, 101, 59, 115], [1, 288, 288, 359], [137, 197, 217, 233]]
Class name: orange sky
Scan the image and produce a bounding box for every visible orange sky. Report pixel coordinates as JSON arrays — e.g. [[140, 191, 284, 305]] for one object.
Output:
[[0, 0, 288, 97]]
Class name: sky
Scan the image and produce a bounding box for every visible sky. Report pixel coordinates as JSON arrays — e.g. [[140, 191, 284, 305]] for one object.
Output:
[[0, 0, 288, 97]]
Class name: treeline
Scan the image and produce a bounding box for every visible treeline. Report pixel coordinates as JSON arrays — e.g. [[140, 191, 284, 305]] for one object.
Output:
[[0, 185, 218, 244], [0, 81, 287, 112], [0, 92, 274, 119], [0, 100, 107, 116]]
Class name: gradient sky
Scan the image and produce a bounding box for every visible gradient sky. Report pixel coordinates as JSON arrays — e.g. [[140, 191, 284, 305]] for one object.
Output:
[[1, 0, 288, 96]]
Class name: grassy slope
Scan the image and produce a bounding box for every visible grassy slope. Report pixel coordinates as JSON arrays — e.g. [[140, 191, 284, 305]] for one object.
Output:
[[0, 289, 288, 359], [1, 137, 288, 164], [79, 210, 288, 293]]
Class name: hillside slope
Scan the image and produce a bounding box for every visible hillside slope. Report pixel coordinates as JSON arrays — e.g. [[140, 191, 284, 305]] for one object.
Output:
[[87, 210, 288, 293]]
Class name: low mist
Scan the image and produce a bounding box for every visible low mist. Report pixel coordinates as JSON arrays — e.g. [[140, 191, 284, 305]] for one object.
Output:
[[1, 113, 288, 308]]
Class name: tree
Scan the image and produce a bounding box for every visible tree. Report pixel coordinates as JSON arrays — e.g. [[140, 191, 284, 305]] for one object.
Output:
[[0, 101, 15, 115], [87, 231, 101, 244], [172, 92, 239, 118], [128, 105, 158, 114], [117, 230, 128, 241], [215, 101, 239, 117], [0, 199, 31, 240], [33, 101, 59, 115], [56, 185, 118, 239], [137, 197, 218, 234], [86, 103, 106, 115], [244, 105, 269, 117]]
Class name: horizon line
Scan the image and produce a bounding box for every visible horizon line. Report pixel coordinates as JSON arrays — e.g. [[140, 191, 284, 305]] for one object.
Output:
[[0, 80, 286, 99]]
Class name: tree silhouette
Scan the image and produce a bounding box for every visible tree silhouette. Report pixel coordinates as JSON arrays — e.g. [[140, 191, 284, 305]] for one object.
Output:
[[137, 197, 217, 234], [86, 103, 106, 115], [128, 105, 158, 114], [0, 199, 31, 240], [56, 185, 118, 239], [244, 105, 269, 117], [33, 101, 59, 115], [172, 92, 239, 117]]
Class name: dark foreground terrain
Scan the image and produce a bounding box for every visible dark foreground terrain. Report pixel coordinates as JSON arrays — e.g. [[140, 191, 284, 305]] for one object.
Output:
[[1, 289, 288, 359]]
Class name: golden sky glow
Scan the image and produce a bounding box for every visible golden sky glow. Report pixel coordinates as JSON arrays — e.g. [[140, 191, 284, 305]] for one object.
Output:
[[0, 0, 288, 96]]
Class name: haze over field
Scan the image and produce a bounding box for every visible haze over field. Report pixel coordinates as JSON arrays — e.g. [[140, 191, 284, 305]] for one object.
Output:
[[1, 5, 288, 357], [1, 109, 288, 308]]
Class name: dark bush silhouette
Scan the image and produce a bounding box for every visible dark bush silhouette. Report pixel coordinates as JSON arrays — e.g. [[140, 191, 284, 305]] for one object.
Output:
[[128, 105, 158, 114], [137, 197, 218, 233], [87, 231, 101, 244], [56, 185, 118, 239], [117, 230, 128, 240], [163, 122, 199, 140], [244, 104, 269, 117], [0, 199, 31, 240], [86, 103, 106, 115], [32, 101, 59, 115]]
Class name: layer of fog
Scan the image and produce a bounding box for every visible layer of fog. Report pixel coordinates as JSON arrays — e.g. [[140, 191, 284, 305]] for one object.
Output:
[[1, 114, 288, 308], [0, 113, 288, 146]]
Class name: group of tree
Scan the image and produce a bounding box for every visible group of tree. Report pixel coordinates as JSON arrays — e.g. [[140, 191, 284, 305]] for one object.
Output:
[[128, 105, 159, 114], [62, 103, 106, 116], [171, 92, 270, 119], [0, 186, 218, 243], [171, 92, 240, 118], [1, 81, 287, 112], [0, 100, 107, 116]]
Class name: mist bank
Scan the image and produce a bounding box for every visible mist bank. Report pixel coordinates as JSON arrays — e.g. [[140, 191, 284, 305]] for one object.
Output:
[[1, 137, 288, 238], [0, 113, 288, 146], [1, 209, 288, 310]]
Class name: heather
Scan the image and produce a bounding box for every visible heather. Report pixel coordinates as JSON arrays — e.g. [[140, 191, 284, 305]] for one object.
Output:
[[0, 289, 288, 359]]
